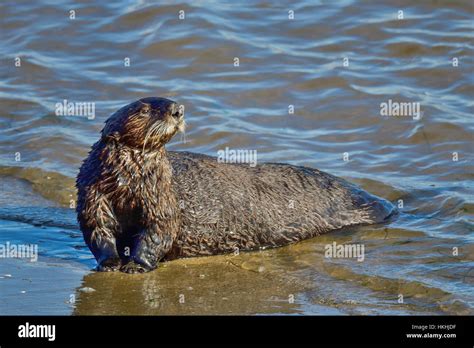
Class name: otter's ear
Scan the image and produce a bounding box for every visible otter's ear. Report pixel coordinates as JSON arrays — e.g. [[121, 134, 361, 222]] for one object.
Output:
[[102, 131, 121, 144]]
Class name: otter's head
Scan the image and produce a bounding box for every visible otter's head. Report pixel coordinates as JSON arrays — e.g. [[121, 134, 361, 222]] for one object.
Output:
[[102, 97, 185, 150]]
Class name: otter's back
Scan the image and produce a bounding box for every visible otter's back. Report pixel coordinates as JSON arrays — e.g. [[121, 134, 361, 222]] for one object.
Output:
[[167, 151, 394, 258]]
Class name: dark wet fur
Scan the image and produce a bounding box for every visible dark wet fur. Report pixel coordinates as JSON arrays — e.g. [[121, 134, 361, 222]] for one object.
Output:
[[76, 97, 396, 273]]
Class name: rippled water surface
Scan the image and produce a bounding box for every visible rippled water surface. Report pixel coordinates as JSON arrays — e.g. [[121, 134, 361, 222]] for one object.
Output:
[[0, 0, 473, 315]]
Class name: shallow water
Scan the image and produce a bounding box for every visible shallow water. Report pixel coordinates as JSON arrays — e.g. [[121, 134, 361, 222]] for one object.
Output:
[[0, 0, 473, 315]]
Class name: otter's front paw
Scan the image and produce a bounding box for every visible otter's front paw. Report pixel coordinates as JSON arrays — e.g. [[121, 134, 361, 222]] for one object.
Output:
[[120, 261, 152, 274], [96, 258, 122, 272]]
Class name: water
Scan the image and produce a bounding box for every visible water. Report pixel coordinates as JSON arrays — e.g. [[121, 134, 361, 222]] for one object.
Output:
[[0, 0, 473, 315]]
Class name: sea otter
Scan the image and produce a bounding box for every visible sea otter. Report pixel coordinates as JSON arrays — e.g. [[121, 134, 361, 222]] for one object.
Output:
[[76, 97, 395, 273]]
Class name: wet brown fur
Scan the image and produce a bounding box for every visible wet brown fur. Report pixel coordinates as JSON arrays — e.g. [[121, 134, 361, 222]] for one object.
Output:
[[76, 97, 395, 273]]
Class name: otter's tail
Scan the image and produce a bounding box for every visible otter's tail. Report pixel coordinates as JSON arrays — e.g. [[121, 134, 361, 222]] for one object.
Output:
[[348, 186, 397, 225]]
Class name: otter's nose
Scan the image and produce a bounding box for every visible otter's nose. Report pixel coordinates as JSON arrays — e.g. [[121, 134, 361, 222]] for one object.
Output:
[[170, 103, 183, 119]]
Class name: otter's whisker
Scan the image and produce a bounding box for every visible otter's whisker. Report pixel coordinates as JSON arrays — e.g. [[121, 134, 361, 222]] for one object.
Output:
[[150, 121, 169, 149], [142, 121, 161, 154], [142, 128, 152, 154]]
